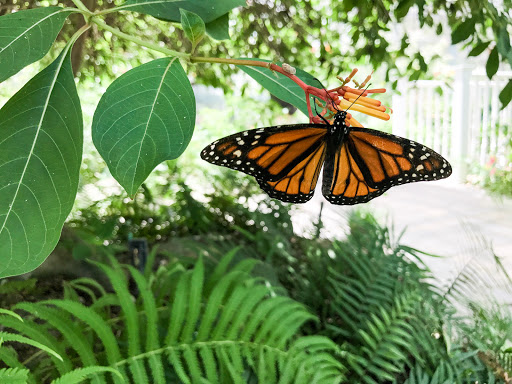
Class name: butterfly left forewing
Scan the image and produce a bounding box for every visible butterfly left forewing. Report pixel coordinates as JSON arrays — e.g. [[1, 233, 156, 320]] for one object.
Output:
[[347, 127, 452, 189], [201, 124, 327, 182]]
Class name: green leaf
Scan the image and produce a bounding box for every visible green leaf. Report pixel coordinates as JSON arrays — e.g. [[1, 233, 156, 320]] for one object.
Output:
[[92, 58, 195, 197], [499, 80, 512, 109], [206, 13, 230, 40], [237, 59, 320, 116], [180, 9, 206, 45], [394, 0, 415, 21], [0, 47, 83, 278], [0, 7, 72, 83], [122, 0, 245, 23], [468, 41, 491, 57], [451, 18, 475, 44], [497, 27, 511, 57], [486, 46, 499, 79]]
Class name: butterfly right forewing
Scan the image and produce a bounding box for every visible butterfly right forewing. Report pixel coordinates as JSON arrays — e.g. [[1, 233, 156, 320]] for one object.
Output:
[[201, 124, 327, 182]]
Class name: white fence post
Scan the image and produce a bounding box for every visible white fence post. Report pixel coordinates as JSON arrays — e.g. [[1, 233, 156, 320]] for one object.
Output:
[[392, 80, 407, 137], [450, 64, 473, 182]]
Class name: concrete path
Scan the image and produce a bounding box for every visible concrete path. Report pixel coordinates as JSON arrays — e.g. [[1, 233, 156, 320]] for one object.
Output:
[[292, 180, 512, 303]]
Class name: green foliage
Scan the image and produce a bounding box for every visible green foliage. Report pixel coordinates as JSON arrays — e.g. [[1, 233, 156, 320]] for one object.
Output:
[[0, 46, 83, 278], [270, 211, 512, 384], [1, 0, 512, 278], [0, 7, 72, 82], [92, 57, 195, 197], [0, 252, 344, 383]]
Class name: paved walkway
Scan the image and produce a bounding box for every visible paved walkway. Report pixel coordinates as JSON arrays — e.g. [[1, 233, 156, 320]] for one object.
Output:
[[292, 180, 512, 303]]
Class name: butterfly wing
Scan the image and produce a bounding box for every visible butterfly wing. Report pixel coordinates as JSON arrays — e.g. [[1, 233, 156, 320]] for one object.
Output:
[[347, 127, 452, 188], [201, 124, 327, 182], [322, 127, 452, 205], [257, 141, 326, 203], [322, 141, 389, 205]]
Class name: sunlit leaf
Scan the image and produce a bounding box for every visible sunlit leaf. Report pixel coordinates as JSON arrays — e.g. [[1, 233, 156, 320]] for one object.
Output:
[[0, 47, 82, 278], [0, 7, 72, 83], [92, 58, 195, 197]]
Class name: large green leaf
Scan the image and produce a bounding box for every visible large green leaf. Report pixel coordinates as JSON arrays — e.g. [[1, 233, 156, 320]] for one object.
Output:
[[92, 58, 195, 197], [121, 0, 245, 23], [0, 7, 72, 83], [0, 47, 83, 278], [237, 59, 320, 116]]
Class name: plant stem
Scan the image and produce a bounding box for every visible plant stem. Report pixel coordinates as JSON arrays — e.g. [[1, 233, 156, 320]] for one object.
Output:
[[91, 19, 190, 59], [69, 0, 92, 15], [68, 23, 92, 47], [190, 56, 313, 92]]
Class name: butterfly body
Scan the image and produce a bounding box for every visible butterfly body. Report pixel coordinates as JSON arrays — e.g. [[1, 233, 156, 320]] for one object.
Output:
[[201, 111, 452, 205]]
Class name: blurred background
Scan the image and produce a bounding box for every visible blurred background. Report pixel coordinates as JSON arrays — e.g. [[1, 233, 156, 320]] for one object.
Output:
[[1, 0, 512, 382]]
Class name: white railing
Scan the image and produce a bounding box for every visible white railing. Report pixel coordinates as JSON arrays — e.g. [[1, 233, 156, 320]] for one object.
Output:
[[391, 67, 512, 181]]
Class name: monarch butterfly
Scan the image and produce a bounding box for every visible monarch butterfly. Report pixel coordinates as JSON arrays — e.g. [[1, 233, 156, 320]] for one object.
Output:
[[201, 110, 452, 205]]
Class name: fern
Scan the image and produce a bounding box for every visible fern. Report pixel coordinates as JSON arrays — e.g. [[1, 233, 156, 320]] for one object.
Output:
[[51, 366, 124, 384], [0, 367, 29, 384], [0, 250, 344, 383]]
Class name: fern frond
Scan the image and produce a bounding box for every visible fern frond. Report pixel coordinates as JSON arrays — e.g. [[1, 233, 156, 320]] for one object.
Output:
[[40, 300, 126, 383], [0, 309, 23, 322], [0, 315, 71, 374], [51, 366, 123, 384], [12, 304, 102, 384], [92, 257, 148, 383], [0, 367, 29, 384], [125, 265, 164, 384], [0, 331, 62, 362]]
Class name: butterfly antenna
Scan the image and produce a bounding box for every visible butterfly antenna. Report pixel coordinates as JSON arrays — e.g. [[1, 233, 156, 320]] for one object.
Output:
[[344, 83, 372, 112], [314, 77, 340, 112], [313, 97, 330, 125]]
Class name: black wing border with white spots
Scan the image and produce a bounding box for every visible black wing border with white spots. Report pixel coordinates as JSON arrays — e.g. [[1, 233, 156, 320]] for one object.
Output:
[[200, 124, 328, 182], [347, 127, 452, 189]]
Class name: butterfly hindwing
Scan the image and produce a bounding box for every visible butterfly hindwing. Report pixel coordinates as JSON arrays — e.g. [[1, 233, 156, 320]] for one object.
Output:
[[322, 141, 389, 205], [347, 127, 452, 189], [257, 141, 326, 203], [201, 124, 327, 182]]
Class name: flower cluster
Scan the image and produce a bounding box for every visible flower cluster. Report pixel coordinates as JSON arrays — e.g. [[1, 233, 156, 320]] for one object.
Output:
[[306, 68, 391, 127]]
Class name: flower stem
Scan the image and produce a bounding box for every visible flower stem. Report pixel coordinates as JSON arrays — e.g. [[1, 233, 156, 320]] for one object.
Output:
[[91, 19, 190, 59], [191, 56, 313, 92]]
